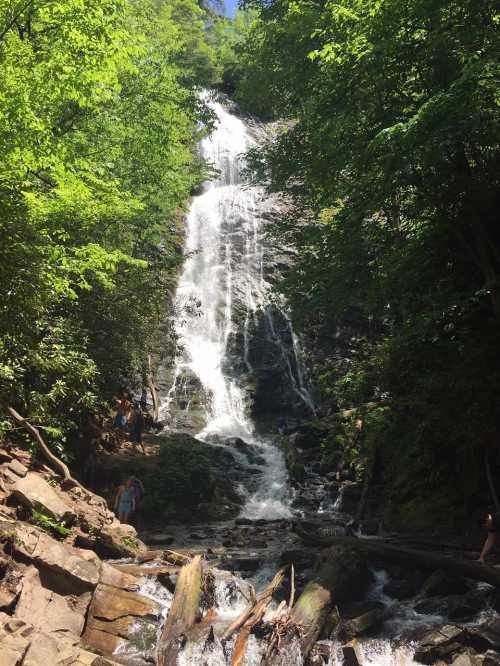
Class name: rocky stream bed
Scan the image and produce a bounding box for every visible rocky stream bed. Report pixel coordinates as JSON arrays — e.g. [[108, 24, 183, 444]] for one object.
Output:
[[1, 432, 500, 666]]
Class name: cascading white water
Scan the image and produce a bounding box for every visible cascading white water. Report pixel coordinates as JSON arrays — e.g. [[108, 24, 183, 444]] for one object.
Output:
[[163, 93, 294, 519]]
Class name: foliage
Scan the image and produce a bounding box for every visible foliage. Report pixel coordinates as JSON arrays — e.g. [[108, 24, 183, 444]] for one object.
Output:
[[0, 0, 220, 450], [235, 0, 500, 523], [31, 509, 72, 538], [138, 434, 215, 519], [121, 535, 139, 550]]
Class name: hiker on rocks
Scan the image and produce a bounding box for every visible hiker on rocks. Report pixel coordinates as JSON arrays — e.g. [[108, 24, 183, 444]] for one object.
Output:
[[478, 511, 500, 563], [130, 476, 144, 521], [113, 390, 132, 434], [114, 478, 135, 524], [130, 407, 146, 454]]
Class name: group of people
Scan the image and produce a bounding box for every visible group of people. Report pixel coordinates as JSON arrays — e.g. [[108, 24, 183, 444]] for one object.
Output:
[[114, 476, 144, 524], [113, 390, 146, 454]]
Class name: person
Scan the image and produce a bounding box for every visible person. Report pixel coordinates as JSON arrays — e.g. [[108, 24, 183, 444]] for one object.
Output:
[[478, 511, 500, 563], [130, 476, 144, 511], [113, 391, 132, 434], [114, 478, 135, 524], [130, 407, 146, 454]]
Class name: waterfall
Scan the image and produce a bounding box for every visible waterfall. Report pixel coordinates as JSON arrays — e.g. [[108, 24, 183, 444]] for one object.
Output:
[[161, 93, 311, 519]]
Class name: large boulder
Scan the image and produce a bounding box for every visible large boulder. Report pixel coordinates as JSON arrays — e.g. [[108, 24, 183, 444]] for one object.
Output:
[[99, 562, 140, 591], [97, 521, 146, 558], [419, 569, 472, 598], [415, 620, 500, 665], [0, 612, 113, 666], [13, 525, 100, 589], [83, 583, 161, 661], [11, 473, 75, 523], [0, 612, 81, 666], [414, 625, 467, 664], [74, 650, 123, 665], [15, 566, 92, 636], [383, 578, 421, 600], [467, 618, 500, 653], [415, 593, 485, 622]]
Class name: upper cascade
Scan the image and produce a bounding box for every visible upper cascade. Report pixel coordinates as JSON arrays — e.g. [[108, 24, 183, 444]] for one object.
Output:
[[162, 92, 314, 443]]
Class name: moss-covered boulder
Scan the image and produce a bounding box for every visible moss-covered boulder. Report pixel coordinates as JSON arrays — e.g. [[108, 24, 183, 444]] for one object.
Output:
[[139, 433, 243, 524]]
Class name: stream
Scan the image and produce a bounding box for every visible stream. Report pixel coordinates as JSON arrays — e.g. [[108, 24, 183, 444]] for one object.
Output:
[[128, 93, 498, 666]]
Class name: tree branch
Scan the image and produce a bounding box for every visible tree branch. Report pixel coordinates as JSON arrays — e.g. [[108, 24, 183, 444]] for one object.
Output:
[[7, 407, 84, 490], [0, 0, 36, 44]]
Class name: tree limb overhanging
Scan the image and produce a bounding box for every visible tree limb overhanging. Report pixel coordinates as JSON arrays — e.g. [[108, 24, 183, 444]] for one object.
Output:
[[7, 407, 83, 489]]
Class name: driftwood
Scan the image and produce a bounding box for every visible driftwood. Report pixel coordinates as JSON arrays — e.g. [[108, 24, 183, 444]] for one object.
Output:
[[259, 566, 298, 666], [7, 407, 83, 489], [296, 528, 500, 588], [163, 549, 192, 565], [157, 554, 202, 666], [222, 568, 285, 666]]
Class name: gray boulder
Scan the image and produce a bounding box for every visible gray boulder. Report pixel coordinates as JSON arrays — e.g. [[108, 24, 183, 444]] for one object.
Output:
[[13, 525, 100, 589], [11, 473, 75, 523]]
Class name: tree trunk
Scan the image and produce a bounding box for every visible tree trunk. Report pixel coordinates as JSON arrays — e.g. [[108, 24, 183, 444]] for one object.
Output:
[[7, 407, 83, 489], [157, 555, 202, 666], [295, 528, 500, 588], [290, 544, 368, 657], [147, 354, 159, 423]]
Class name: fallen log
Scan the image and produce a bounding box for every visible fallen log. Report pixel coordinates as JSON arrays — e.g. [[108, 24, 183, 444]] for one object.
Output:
[[295, 528, 500, 588], [261, 544, 369, 664], [7, 407, 84, 489], [157, 554, 202, 666], [290, 543, 369, 657]]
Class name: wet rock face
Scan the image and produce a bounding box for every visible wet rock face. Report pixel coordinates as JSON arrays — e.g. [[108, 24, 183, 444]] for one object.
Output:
[[419, 569, 473, 598], [244, 305, 312, 421], [161, 368, 208, 433], [414, 619, 500, 665], [414, 593, 486, 622]]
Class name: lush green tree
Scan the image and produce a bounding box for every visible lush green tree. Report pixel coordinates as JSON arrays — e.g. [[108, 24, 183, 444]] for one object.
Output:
[[0, 0, 214, 448], [236, 0, 500, 526]]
